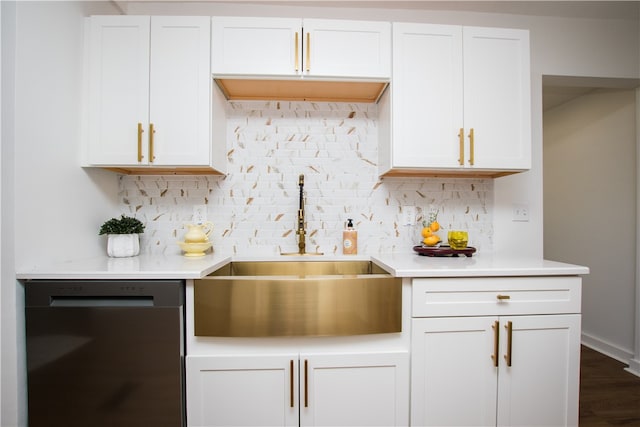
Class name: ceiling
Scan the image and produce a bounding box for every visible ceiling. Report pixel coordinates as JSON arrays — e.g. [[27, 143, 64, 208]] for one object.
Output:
[[243, 1, 640, 20], [114, 1, 640, 21], [542, 86, 598, 111], [542, 76, 640, 111]]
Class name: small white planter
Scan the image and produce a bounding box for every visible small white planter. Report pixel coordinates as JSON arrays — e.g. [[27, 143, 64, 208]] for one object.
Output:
[[107, 234, 140, 258]]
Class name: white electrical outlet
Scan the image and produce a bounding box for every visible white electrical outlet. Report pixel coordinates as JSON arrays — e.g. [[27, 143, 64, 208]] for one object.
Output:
[[512, 203, 529, 222], [193, 205, 207, 224], [402, 206, 416, 226]]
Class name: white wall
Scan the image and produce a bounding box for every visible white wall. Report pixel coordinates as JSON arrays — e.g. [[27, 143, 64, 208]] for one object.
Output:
[[0, 3, 4, 424], [1, 2, 18, 425], [544, 89, 637, 362], [2, 2, 639, 425], [13, 1, 121, 272], [3, 2, 120, 425]]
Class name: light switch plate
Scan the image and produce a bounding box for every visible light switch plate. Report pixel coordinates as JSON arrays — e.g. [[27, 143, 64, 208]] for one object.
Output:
[[512, 203, 529, 222]]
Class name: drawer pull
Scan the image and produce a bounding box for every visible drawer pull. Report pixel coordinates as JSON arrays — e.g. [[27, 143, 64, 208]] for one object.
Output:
[[504, 321, 513, 367], [491, 320, 499, 367], [496, 294, 511, 300]]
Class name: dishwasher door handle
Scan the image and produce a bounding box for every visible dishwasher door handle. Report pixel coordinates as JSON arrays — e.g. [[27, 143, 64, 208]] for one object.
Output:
[[49, 296, 154, 307]]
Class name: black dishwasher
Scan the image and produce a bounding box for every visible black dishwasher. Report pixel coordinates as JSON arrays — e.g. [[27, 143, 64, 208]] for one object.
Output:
[[25, 279, 185, 427]]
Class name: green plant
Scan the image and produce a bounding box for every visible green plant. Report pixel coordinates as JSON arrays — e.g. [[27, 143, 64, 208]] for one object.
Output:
[[99, 215, 145, 235]]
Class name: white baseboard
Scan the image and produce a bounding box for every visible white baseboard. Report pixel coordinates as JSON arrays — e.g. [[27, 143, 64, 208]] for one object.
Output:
[[581, 332, 634, 366], [626, 358, 640, 377]]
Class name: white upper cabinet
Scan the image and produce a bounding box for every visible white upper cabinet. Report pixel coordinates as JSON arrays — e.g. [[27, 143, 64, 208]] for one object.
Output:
[[85, 15, 226, 174], [380, 23, 530, 177], [210, 17, 390, 103], [301, 19, 391, 79], [463, 26, 531, 171], [148, 16, 213, 166], [87, 16, 150, 166], [211, 17, 391, 79], [211, 17, 301, 76]]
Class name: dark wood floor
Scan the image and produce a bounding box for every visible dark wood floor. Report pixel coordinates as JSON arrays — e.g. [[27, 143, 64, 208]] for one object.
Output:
[[580, 345, 640, 426]]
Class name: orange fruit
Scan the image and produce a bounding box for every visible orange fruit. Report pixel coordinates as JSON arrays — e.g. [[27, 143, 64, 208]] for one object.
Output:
[[421, 227, 433, 238], [429, 221, 440, 232], [423, 235, 440, 246]]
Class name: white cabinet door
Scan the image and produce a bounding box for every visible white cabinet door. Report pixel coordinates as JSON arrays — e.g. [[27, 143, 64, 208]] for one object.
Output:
[[149, 16, 211, 166], [301, 352, 409, 427], [211, 17, 302, 76], [496, 314, 581, 427], [411, 317, 497, 427], [302, 19, 391, 79], [390, 23, 463, 170], [87, 16, 150, 165], [463, 26, 531, 170], [384, 23, 530, 175], [187, 351, 408, 427], [211, 17, 390, 79], [87, 16, 215, 169], [411, 315, 580, 427], [186, 354, 299, 427]]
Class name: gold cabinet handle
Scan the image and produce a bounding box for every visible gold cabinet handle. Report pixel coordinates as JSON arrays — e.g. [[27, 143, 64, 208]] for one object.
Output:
[[457, 128, 464, 166], [149, 123, 155, 162], [294, 32, 300, 72], [137, 122, 144, 162], [305, 32, 310, 72], [497, 294, 511, 301], [492, 320, 499, 367], [504, 321, 513, 367], [290, 360, 295, 408], [304, 359, 309, 407], [468, 127, 475, 165]]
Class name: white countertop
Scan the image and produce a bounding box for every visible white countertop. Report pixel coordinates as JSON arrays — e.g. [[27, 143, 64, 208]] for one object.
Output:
[[371, 252, 589, 277], [16, 253, 232, 280], [16, 251, 588, 280]]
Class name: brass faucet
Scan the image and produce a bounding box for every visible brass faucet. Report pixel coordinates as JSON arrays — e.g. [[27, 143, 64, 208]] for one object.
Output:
[[296, 174, 306, 254], [281, 174, 323, 256]]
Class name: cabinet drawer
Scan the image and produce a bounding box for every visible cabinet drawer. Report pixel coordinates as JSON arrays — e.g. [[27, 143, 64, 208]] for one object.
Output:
[[412, 276, 581, 317]]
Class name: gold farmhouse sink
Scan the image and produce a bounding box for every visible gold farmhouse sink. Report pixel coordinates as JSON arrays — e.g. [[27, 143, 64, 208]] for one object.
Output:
[[194, 261, 401, 337]]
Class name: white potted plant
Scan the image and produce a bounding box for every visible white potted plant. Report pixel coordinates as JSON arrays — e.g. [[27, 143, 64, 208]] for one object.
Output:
[[99, 215, 145, 257]]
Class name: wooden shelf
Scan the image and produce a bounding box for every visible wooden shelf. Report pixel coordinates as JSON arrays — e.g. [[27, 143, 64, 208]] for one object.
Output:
[[215, 78, 388, 103], [380, 168, 522, 179], [103, 167, 225, 176]]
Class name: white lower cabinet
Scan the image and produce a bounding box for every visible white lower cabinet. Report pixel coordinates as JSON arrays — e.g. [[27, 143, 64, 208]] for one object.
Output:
[[186, 351, 409, 426], [410, 277, 582, 427]]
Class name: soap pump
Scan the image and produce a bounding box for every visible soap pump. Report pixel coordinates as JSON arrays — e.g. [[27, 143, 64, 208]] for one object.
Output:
[[342, 219, 358, 255]]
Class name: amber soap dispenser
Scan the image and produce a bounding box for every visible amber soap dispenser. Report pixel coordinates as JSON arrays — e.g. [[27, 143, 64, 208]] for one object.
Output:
[[342, 219, 358, 255]]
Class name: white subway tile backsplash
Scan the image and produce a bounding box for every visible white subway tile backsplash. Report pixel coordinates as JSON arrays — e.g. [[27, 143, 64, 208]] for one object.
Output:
[[118, 101, 493, 256]]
